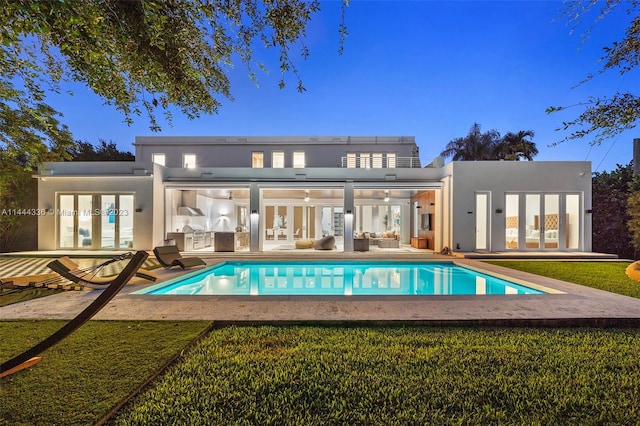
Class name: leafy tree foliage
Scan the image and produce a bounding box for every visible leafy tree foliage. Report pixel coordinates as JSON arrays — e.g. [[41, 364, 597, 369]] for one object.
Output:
[[68, 140, 134, 161], [1, 0, 346, 252], [1, 0, 341, 133], [0, 164, 38, 252], [498, 130, 539, 161], [548, 0, 640, 145], [628, 189, 640, 257], [440, 123, 538, 161], [591, 162, 640, 259], [440, 123, 501, 161], [0, 104, 74, 251], [0, 138, 135, 252]]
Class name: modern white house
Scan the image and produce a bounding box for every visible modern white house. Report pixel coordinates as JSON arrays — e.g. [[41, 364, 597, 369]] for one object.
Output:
[[35, 136, 592, 253]]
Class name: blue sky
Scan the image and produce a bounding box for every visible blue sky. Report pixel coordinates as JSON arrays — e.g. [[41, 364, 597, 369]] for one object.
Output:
[[49, 1, 637, 173]]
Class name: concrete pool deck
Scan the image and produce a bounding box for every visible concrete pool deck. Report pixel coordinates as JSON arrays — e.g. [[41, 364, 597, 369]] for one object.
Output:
[[2, 252, 639, 327]]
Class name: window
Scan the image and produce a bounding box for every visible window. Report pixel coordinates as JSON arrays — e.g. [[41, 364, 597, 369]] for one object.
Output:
[[272, 151, 285, 168], [293, 151, 305, 168], [372, 153, 383, 168], [58, 193, 134, 249], [183, 154, 196, 169], [360, 153, 370, 169], [252, 152, 264, 168], [346, 153, 356, 168], [505, 194, 519, 250], [566, 194, 580, 249], [387, 153, 396, 168], [152, 153, 166, 166]]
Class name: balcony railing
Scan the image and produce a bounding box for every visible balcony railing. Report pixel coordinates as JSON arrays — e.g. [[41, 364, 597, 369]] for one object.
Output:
[[339, 157, 421, 168]]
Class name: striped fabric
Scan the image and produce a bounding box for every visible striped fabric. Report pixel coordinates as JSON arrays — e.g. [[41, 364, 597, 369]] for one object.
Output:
[[0, 257, 160, 280]]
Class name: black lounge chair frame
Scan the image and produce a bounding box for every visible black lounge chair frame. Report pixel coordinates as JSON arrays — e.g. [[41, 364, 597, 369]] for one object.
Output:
[[153, 245, 206, 269]]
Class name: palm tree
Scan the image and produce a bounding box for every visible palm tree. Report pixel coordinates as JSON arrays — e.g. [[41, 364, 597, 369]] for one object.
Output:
[[440, 123, 502, 161], [498, 130, 538, 161]]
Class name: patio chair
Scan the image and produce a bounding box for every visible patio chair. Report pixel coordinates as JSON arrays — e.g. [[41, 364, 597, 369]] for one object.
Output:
[[153, 245, 206, 269], [47, 254, 158, 289]]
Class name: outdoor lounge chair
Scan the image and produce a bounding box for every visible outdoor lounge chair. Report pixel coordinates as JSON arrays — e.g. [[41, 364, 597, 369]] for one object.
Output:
[[153, 245, 206, 269], [47, 255, 158, 289]]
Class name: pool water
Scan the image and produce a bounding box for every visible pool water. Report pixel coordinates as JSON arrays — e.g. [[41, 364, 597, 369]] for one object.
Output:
[[136, 261, 543, 296]]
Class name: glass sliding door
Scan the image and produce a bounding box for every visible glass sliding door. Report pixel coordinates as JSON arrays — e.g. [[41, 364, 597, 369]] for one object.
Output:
[[505, 194, 519, 250], [77, 195, 93, 248], [321, 207, 332, 236], [119, 195, 134, 248], [57, 193, 134, 250], [101, 195, 116, 248], [511, 192, 581, 251], [525, 194, 541, 249], [305, 205, 316, 239], [293, 206, 303, 239], [543, 194, 560, 249], [265, 205, 275, 240], [264, 204, 289, 241], [566, 194, 580, 250], [321, 206, 344, 237], [277, 206, 287, 240], [58, 195, 75, 248], [475, 192, 489, 251]]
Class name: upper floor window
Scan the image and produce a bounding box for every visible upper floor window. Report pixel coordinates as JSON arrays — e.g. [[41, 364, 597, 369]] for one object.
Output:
[[360, 153, 370, 169], [252, 152, 264, 168], [152, 153, 166, 166], [183, 154, 196, 169], [293, 151, 305, 168], [272, 151, 285, 168], [372, 153, 383, 168], [387, 153, 396, 168], [346, 153, 356, 168]]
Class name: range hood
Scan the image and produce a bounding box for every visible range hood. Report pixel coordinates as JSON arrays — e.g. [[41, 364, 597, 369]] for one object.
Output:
[[177, 190, 204, 216], [177, 206, 204, 216]]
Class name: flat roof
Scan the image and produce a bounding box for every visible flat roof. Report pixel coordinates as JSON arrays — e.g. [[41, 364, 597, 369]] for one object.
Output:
[[134, 136, 417, 146]]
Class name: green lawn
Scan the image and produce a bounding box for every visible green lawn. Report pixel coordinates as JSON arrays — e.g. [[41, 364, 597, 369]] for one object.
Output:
[[2, 323, 639, 425], [0, 287, 65, 307], [2, 261, 639, 425], [0, 320, 211, 426], [110, 326, 640, 425], [485, 261, 640, 298]]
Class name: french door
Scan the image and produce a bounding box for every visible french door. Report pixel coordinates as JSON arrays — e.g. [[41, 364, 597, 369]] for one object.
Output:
[[57, 194, 134, 249], [505, 193, 581, 251]]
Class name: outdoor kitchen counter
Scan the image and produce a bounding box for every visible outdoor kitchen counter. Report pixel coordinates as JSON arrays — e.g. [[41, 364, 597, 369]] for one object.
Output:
[[166, 231, 211, 251]]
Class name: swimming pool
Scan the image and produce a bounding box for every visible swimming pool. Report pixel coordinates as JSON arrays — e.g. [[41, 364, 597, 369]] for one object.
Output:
[[136, 261, 544, 296]]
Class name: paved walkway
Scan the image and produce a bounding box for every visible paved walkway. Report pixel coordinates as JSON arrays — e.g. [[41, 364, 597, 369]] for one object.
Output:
[[2, 253, 638, 327]]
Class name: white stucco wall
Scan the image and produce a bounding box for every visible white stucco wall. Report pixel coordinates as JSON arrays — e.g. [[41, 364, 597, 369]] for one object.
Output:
[[37, 162, 155, 251], [134, 136, 419, 168], [446, 161, 592, 252], [35, 158, 592, 253]]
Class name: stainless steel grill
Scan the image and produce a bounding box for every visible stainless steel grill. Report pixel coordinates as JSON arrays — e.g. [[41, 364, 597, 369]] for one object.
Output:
[[183, 225, 205, 250]]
